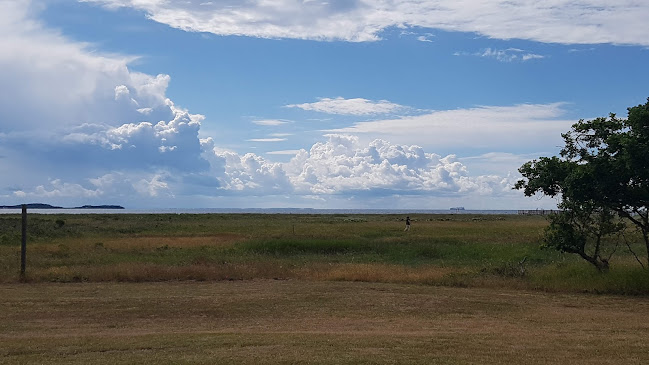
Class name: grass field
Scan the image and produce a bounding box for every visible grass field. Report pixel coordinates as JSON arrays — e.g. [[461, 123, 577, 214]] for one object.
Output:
[[2, 213, 648, 293], [2, 213, 649, 363], [2, 280, 649, 364]]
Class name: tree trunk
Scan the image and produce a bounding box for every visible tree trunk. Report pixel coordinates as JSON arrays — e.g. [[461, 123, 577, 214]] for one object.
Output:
[[578, 251, 609, 272], [618, 209, 649, 269], [642, 227, 649, 269]]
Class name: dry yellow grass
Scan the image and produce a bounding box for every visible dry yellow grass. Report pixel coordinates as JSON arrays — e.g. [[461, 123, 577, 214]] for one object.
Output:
[[30, 262, 296, 282], [26, 261, 471, 286], [27, 262, 464, 285], [1, 280, 648, 364], [43, 234, 244, 251], [302, 263, 465, 284]]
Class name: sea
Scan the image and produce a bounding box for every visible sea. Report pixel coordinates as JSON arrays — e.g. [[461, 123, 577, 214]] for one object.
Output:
[[0, 208, 519, 215]]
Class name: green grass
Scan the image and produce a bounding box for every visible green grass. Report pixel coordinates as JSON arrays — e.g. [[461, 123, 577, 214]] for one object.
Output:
[[530, 261, 649, 295], [1, 213, 648, 294], [240, 235, 556, 267]]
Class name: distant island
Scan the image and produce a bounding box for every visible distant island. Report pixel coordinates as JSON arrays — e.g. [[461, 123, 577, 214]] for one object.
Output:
[[0, 203, 124, 209]]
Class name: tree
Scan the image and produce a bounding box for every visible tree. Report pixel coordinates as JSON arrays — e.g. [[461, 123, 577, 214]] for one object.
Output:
[[543, 201, 624, 272], [516, 98, 649, 269]]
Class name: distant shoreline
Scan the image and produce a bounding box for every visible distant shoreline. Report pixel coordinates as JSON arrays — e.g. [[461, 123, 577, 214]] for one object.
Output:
[[0, 203, 124, 210], [0, 207, 524, 215]]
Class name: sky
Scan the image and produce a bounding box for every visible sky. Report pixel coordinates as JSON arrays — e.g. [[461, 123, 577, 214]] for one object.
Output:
[[1, 0, 648, 210]]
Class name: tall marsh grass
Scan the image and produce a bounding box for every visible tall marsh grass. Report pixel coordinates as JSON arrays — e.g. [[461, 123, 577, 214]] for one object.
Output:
[[530, 262, 649, 295]]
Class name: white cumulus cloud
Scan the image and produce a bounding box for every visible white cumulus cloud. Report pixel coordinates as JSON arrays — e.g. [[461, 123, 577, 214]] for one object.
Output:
[[201, 139, 293, 194], [282, 135, 515, 196], [53, 99, 208, 172]]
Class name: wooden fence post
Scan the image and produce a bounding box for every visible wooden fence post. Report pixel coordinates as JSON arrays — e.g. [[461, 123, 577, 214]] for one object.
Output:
[[20, 204, 27, 280]]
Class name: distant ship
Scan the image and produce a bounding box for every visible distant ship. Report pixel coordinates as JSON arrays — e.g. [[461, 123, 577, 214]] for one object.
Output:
[[450, 207, 465, 211]]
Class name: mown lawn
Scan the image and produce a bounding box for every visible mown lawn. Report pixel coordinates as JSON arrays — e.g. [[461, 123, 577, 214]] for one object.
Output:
[[2, 280, 649, 364]]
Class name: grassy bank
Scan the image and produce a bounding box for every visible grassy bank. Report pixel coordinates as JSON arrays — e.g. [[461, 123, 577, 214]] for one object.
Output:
[[1, 213, 648, 294]]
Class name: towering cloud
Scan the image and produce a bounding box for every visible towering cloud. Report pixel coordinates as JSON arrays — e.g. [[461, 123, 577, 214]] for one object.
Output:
[[1, 5, 160, 131]]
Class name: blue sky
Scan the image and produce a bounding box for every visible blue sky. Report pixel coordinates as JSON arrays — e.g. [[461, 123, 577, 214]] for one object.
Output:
[[1, 0, 649, 209]]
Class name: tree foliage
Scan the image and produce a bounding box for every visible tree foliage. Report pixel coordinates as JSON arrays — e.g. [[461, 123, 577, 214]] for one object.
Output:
[[516, 98, 649, 270]]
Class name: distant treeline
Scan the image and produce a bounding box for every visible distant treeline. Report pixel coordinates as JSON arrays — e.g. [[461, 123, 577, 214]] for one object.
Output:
[[0, 203, 124, 209]]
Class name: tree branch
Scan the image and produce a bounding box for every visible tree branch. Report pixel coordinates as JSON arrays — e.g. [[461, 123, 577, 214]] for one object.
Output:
[[622, 231, 645, 269]]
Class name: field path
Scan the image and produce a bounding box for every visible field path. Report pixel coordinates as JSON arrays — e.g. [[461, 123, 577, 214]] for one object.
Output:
[[1, 280, 648, 364]]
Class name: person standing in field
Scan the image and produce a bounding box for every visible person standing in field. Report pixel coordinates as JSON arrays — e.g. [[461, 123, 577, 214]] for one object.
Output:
[[404, 216, 411, 231]]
